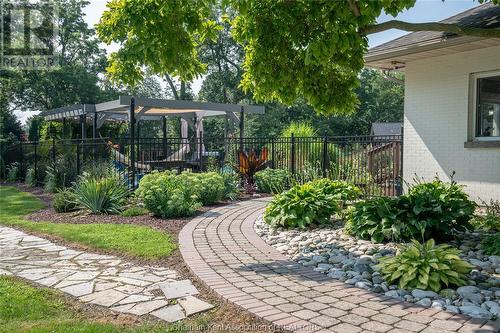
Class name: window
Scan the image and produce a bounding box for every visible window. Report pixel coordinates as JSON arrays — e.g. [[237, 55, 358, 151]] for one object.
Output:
[[475, 72, 500, 139]]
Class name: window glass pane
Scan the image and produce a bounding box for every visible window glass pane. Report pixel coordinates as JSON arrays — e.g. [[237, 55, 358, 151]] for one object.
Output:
[[476, 75, 500, 137]]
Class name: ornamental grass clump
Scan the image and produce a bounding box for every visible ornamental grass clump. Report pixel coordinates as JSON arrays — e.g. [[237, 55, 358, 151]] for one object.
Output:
[[72, 173, 128, 214], [377, 239, 472, 292]]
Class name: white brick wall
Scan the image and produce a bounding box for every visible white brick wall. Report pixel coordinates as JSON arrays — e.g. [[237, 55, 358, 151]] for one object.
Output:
[[403, 45, 500, 202]]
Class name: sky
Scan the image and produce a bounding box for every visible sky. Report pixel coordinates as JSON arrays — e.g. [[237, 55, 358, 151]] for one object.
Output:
[[83, 0, 480, 95]]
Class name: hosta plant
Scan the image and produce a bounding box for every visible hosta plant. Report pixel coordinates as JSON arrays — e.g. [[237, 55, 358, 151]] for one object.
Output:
[[378, 239, 472, 292], [72, 173, 128, 214], [346, 197, 411, 243], [406, 178, 476, 240], [263, 182, 339, 229], [312, 179, 361, 205]]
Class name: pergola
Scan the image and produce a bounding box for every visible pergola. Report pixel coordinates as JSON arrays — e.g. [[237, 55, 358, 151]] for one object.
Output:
[[40, 95, 265, 142], [40, 96, 265, 183]]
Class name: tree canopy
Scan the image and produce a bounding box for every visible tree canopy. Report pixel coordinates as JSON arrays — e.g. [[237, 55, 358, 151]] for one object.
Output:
[[97, 0, 499, 115]]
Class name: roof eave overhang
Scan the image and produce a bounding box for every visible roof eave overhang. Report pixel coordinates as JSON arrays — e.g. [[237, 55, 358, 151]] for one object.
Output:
[[364, 35, 485, 70]]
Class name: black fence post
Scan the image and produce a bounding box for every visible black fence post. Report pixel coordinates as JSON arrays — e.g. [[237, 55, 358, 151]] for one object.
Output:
[[19, 142, 24, 179], [271, 137, 276, 169], [76, 140, 81, 176], [33, 142, 38, 185], [290, 133, 296, 174], [322, 133, 329, 177], [129, 97, 136, 188], [51, 138, 56, 166]]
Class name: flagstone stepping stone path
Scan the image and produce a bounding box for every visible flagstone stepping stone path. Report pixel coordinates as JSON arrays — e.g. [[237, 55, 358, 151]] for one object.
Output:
[[0, 226, 213, 322], [180, 198, 500, 333]]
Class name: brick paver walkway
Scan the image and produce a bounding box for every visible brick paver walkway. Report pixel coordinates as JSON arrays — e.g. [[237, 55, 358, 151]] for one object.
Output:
[[179, 198, 500, 333]]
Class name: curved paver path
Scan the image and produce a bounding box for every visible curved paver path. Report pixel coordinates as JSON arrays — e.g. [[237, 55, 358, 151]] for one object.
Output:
[[180, 198, 500, 333]]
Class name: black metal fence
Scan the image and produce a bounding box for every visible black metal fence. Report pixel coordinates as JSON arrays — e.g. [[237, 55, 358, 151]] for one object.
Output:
[[2, 135, 402, 196]]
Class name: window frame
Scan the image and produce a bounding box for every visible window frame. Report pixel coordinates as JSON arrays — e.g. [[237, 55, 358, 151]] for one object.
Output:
[[470, 69, 500, 142]]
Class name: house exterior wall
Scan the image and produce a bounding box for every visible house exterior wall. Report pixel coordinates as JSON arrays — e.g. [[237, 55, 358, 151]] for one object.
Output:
[[403, 45, 500, 202]]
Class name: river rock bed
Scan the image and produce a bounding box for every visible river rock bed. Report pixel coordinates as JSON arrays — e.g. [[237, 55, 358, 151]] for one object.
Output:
[[254, 216, 500, 320]]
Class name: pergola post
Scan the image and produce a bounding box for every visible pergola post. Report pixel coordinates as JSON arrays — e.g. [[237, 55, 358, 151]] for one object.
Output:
[[129, 97, 136, 187], [239, 106, 244, 152], [80, 114, 86, 140], [162, 116, 167, 161], [62, 117, 67, 139]]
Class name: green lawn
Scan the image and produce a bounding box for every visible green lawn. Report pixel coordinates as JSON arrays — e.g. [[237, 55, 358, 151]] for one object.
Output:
[[0, 275, 181, 333], [0, 186, 176, 259]]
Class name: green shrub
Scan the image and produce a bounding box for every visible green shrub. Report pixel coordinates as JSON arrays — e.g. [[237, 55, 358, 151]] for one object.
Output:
[[406, 179, 476, 240], [137, 171, 201, 218], [120, 206, 149, 217], [263, 182, 339, 229], [255, 168, 289, 194], [221, 171, 241, 201], [179, 172, 226, 205], [346, 197, 409, 243], [471, 200, 500, 232], [25, 167, 36, 187], [72, 173, 128, 214], [481, 234, 500, 256], [347, 178, 476, 243], [6, 162, 19, 182], [378, 239, 472, 292], [53, 189, 78, 213], [312, 179, 361, 203]]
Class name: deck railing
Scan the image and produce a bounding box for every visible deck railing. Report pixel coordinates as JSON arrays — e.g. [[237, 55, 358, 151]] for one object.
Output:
[[2, 134, 403, 196]]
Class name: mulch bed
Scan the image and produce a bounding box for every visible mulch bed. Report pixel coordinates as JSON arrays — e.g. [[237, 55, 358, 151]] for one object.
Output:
[[5, 183, 281, 332]]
